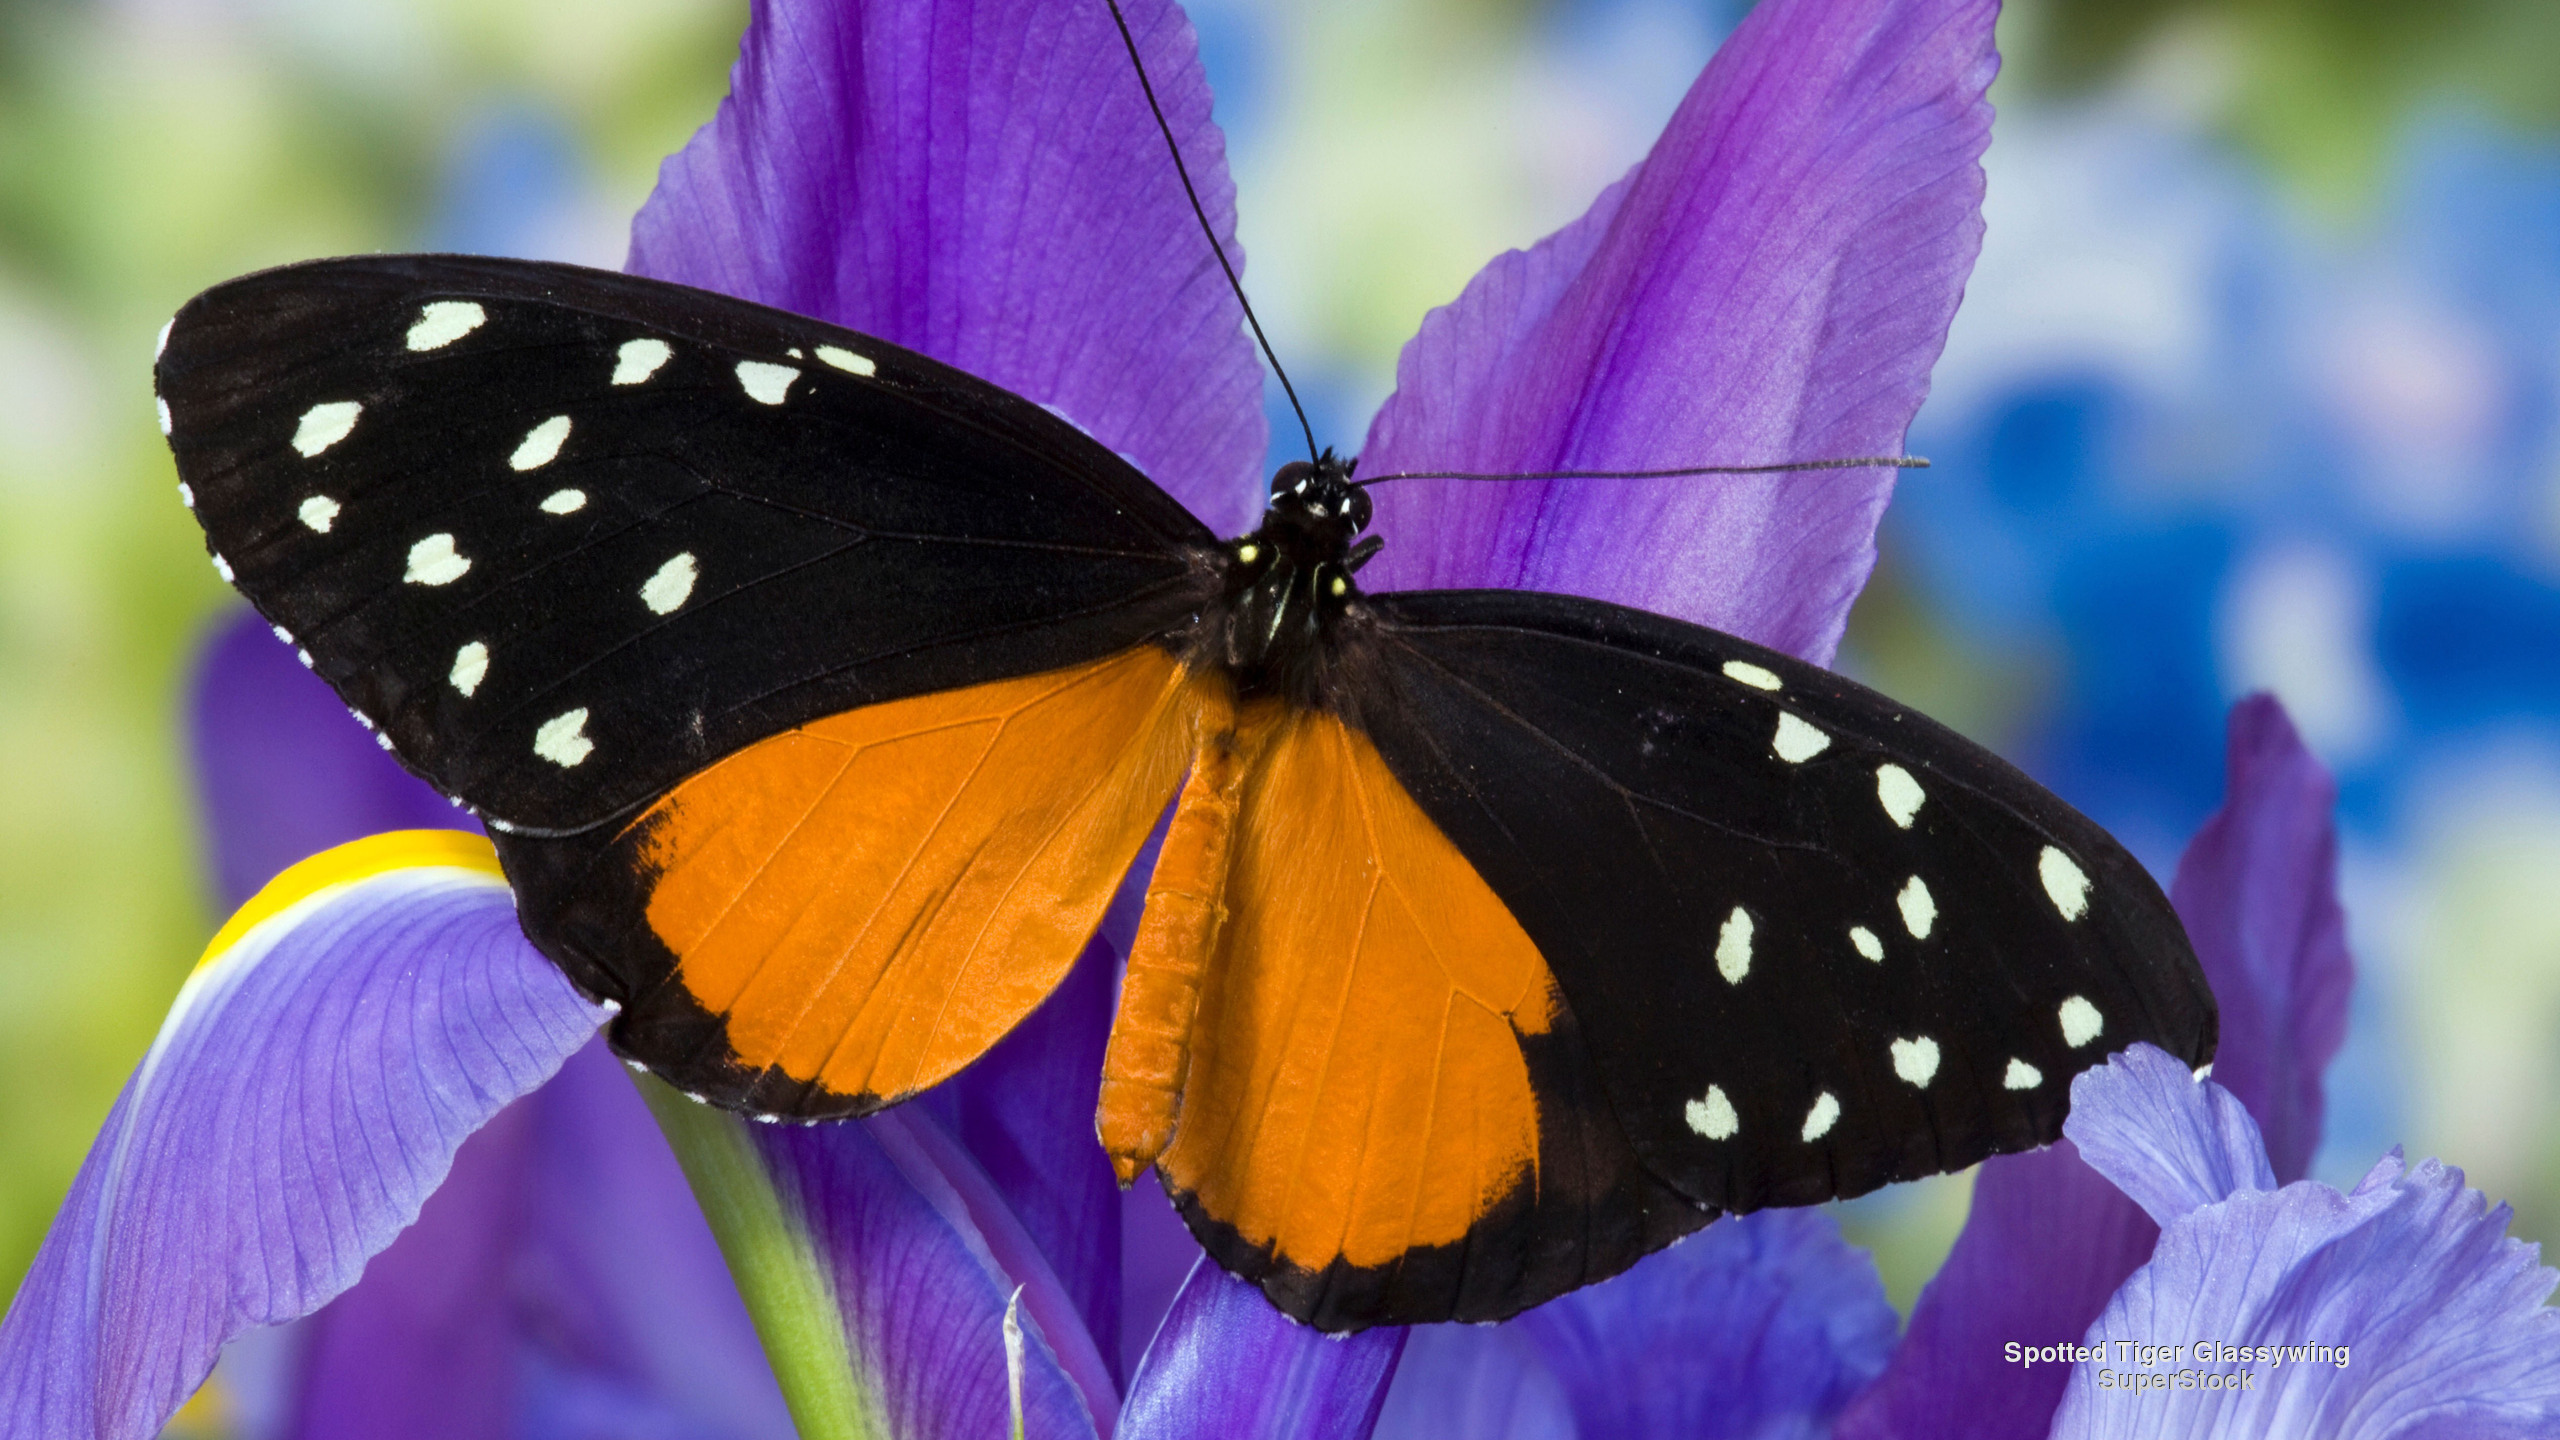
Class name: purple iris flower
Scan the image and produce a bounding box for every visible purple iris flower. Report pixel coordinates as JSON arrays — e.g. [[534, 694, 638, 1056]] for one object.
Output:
[[0, 0, 2001, 1433]]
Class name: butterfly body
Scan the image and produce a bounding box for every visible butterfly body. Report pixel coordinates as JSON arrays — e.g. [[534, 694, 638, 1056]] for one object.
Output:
[[159, 254, 2215, 1331]]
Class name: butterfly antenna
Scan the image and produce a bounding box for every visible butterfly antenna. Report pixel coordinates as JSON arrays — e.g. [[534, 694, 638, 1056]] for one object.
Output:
[[1103, 0, 1320, 464], [1349, 456, 1931, 488]]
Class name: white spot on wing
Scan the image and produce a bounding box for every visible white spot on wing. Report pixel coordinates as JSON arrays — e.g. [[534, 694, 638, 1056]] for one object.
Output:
[[1897, 875, 1936, 939], [1801, 1092, 1840, 1143], [1722, 659, 1781, 691], [817, 345, 876, 376], [1890, 1036, 1941, 1087], [270, 624, 294, 646], [156, 396, 171, 436], [509, 415, 571, 471], [292, 401, 362, 457], [155, 318, 173, 359], [299, 495, 339, 533], [2004, 1058, 2043, 1090], [176, 482, 194, 509], [2040, 846, 2091, 921], [1715, 906, 1753, 984], [405, 300, 486, 351], [1877, 764, 1926, 827], [641, 553, 698, 615], [613, 338, 672, 385], [736, 360, 799, 405], [211, 553, 233, 582], [405, 533, 471, 586], [450, 641, 489, 697], [1772, 711, 1830, 763], [2059, 996, 2104, 1048], [1849, 925, 1884, 962], [539, 488, 587, 515], [535, 708, 594, 767], [1685, 1086, 1738, 1140]]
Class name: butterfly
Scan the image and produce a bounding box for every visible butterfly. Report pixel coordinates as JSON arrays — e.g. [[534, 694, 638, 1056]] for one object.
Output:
[[155, 252, 2216, 1332]]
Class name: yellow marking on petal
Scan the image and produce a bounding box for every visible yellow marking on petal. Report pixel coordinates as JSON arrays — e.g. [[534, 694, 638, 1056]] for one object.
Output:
[[195, 830, 504, 975]]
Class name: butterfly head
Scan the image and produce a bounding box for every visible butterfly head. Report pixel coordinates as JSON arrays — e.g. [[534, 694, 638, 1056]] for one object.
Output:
[[1218, 450, 1375, 693], [1263, 448, 1371, 544]]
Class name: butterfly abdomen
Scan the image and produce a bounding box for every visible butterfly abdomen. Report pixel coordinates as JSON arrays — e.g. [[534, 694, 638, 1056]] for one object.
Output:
[[1098, 679, 1256, 1182]]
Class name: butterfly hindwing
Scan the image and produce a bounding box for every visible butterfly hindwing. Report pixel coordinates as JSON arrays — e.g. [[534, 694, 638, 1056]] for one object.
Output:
[[158, 255, 1219, 834], [1148, 699, 1710, 1330], [1339, 588, 2217, 1215]]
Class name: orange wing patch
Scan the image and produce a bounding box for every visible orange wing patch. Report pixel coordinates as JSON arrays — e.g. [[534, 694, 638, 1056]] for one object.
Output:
[[631, 646, 1205, 1105], [1154, 704, 1559, 1275]]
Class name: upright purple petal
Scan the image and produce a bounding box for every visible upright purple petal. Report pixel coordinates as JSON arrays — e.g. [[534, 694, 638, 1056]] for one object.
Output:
[[1121, 1263, 1405, 1440], [1835, 1145, 2158, 1440], [629, 0, 1265, 533], [747, 1108, 1113, 1440], [2053, 1053, 2560, 1439], [2170, 693, 2352, 1184], [0, 836, 606, 1440], [191, 612, 474, 909], [1839, 695, 2356, 1439], [1357, 0, 1998, 663], [278, 1041, 791, 1440]]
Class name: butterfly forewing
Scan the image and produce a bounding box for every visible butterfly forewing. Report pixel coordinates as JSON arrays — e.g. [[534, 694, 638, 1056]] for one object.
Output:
[[157, 255, 1218, 833], [1340, 589, 2216, 1215]]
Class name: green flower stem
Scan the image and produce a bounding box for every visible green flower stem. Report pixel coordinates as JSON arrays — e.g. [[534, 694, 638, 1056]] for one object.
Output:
[[636, 1073, 882, 1440]]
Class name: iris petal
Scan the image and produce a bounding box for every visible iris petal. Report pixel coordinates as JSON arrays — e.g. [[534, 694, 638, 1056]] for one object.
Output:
[[1357, 0, 1998, 664], [1375, 1212, 1892, 1440], [273, 1042, 792, 1440], [2167, 694, 2353, 1184], [628, 0, 1267, 534], [0, 835, 607, 1440], [2054, 1049, 2560, 1439], [2064, 1047, 2278, 1227], [1122, 1262, 1406, 1440], [741, 1108, 1111, 1440]]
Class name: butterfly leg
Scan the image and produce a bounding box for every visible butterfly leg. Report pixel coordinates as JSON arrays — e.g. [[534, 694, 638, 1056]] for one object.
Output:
[[1096, 682, 1265, 1184]]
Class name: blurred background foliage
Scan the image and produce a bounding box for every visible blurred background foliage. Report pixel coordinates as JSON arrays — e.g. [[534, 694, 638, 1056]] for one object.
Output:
[[4, 0, 2560, 1385]]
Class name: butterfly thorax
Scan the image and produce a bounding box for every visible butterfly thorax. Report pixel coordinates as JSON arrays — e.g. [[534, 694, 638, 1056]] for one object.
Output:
[[1215, 451, 1373, 696]]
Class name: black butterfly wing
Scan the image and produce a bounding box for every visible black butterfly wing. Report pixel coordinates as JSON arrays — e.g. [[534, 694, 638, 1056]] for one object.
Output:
[[1336, 588, 2216, 1214], [157, 254, 1221, 835]]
